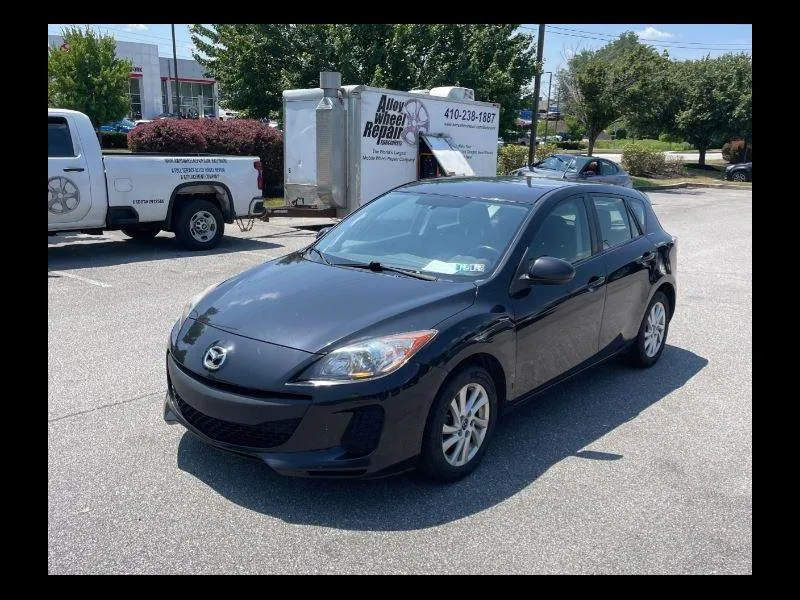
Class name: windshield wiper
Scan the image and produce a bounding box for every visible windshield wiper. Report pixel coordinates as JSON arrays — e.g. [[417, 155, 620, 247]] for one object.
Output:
[[305, 246, 330, 265], [331, 261, 437, 281]]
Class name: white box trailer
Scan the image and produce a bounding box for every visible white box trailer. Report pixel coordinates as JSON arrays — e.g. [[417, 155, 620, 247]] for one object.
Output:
[[268, 71, 501, 219]]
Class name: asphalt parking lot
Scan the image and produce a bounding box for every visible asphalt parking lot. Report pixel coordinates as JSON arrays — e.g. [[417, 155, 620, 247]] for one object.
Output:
[[48, 188, 752, 574]]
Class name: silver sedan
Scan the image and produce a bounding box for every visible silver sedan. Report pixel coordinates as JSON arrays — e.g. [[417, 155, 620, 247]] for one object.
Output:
[[510, 154, 633, 188]]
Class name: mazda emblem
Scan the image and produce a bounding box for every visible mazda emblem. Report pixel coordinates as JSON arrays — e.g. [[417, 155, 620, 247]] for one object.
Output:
[[203, 345, 228, 371]]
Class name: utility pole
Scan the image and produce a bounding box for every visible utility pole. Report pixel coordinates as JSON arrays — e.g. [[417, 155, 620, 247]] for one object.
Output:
[[172, 24, 180, 117], [544, 72, 552, 142], [528, 24, 546, 167]]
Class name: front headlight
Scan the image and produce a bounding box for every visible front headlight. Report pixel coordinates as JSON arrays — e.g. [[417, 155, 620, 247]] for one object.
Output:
[[178, 283, 219, 327], [294, 330, 437, 384]]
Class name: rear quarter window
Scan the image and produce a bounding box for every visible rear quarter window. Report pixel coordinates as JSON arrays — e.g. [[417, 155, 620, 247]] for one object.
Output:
[[626, 197, 647, 232]]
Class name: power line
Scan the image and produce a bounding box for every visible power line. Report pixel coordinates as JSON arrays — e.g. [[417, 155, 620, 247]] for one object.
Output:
[[48, 24, 197, 53], [546, 24, 752, 47], [519, 24, 751, 51]]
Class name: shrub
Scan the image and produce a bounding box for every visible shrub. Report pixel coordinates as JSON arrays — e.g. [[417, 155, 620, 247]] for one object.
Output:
[[202, 120, 284, 187], [127, 119, 284, 189], [621, 143, 665, 176], [556, 140, 587, 150], [661, 155, 685, 177], [99, 131, 128, 149], [497, 144, 529, 175], [722, 139, 751, 163], [128, 120, 207, 153], [658, 132, 683, 143], [612, 127, 627, 140]]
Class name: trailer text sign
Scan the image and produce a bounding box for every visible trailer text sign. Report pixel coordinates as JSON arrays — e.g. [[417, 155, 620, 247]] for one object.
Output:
[[359, 90, 500, 205]]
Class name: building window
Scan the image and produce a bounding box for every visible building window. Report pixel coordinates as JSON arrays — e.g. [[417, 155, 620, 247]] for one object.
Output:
[[129, 77, 142, 120], [161, 79, 170, 114], [169, 81, 215, 118]]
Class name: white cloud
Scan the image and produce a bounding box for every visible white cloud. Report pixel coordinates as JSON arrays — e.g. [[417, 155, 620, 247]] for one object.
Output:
[[636, 26, 674, 40], [125, 24, 148, 31]]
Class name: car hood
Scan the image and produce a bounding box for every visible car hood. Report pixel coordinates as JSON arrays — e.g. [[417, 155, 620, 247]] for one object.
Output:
[[191, 252, 477, 353]]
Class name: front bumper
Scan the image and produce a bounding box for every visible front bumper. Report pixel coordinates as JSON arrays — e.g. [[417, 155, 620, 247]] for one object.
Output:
[[164, 352, 448, 478]]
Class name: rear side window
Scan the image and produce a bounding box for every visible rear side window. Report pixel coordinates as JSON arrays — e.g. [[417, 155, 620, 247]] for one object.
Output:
[[599, 160, 618, 176], [48, 117, 75, 157], [626, 197, 647, 233], [592, 196, 634, 250]]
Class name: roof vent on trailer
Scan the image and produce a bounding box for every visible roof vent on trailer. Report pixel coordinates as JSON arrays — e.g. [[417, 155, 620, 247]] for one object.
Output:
[[428, 86, 475, 101]]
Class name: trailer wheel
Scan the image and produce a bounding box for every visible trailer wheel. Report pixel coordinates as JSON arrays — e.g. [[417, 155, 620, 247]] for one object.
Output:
[[174, 199, 224, 250]]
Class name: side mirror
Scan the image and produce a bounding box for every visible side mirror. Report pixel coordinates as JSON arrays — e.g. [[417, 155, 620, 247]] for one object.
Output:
[[316, 226, 332, 240], [523, 256, 576, 285]]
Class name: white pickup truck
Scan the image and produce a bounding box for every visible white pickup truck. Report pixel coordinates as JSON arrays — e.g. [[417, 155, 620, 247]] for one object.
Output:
[[48, 108, 265, 250]]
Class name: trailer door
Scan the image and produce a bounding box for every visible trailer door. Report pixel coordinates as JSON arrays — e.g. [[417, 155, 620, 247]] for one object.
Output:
[[419, 133, 475, 176]]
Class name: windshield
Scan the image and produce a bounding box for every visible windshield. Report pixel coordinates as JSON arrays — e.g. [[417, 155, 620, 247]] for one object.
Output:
[[536, 155, 588, 173], [312, 191, 531, 280]]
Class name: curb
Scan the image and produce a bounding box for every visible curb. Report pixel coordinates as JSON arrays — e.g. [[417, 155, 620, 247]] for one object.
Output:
[[634, 182, 751, 192]]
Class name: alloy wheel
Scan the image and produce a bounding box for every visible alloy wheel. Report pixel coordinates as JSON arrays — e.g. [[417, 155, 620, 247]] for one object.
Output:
[[442, 383, 490, 467], [644, 301, 666, 357]]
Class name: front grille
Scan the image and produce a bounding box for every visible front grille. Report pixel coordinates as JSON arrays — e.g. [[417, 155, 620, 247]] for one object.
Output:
[[341, 405, 385, 457], [174, 392, 301, 449]]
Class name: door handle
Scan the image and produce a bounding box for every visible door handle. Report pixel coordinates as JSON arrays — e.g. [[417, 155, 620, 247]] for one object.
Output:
[[63, 167, 85, 172], [640, 251, 657, 263], [587, 275, 605, 291]]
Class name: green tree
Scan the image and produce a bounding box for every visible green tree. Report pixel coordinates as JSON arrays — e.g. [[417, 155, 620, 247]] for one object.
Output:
[[190, 24, 536, 132], [669, 53, 751, 166], [557, 32, 670, 155], [48, 27, 132, 127]]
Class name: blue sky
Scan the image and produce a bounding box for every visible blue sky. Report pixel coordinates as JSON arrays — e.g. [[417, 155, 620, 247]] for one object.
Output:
[[47, 23, 752, 70]]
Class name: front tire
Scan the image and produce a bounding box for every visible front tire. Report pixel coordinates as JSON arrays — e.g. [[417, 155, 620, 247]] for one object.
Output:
[[731, 171, 749, 182], [121, 226, 160, 240], [628, 291, 670, 368], [418, 366, 498, 482], [174, 199, 224, 250]]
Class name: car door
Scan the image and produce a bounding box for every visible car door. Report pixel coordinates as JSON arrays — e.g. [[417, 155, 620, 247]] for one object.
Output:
[[589, 193, 656, 352], [511, 193, 607, 396], [48, 115, 92, 225]]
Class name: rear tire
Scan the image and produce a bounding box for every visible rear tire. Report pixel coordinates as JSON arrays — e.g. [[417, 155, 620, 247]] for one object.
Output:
[[121, 226, 160, 240], [174, 199, 224, 250], [628, 291, 670, 368], [418, 365, 498, 482]]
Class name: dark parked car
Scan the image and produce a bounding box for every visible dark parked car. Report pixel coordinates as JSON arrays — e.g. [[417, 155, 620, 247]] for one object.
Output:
[[164, 177, 677, 481], [511, 154, 633, 188], [724, 162, 752, 182]]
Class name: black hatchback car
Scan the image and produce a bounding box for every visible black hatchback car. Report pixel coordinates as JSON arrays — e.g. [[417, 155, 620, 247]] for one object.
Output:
[[165, 177, 677, 481]]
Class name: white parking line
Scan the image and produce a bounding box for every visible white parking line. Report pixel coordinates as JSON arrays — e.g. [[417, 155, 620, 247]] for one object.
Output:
[[49, 270, 111, 288]]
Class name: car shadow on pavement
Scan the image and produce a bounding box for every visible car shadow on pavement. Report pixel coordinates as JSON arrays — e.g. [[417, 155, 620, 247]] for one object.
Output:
[[47, 233, 291, 270], [176, 344, 708, 531]]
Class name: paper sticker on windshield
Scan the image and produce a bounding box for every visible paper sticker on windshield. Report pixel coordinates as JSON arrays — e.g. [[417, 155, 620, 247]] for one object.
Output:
[[456, 263, 485, 273], [423, 260, 485, 275]]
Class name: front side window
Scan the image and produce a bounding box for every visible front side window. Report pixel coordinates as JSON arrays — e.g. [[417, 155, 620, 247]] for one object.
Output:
[[592, 196, 635, 250], [48, 117, 74, 157], [314, 192, 531, 280], [529, 197, 592, 264]]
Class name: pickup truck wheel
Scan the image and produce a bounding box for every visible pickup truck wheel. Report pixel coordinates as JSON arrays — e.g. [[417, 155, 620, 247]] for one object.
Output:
[[121, 226, 160, 240], [174, 199, 224, 250]]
